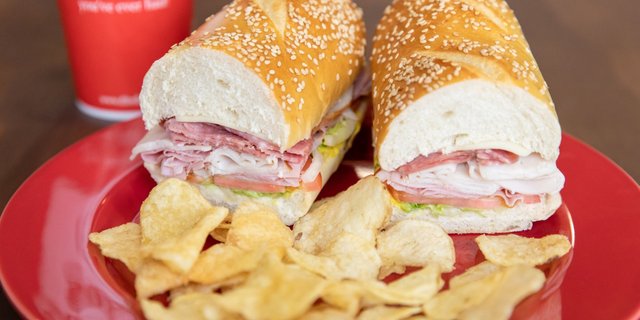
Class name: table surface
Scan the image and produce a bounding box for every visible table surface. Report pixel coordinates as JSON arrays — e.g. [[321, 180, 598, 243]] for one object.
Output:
[[1, 0, 638, 318]]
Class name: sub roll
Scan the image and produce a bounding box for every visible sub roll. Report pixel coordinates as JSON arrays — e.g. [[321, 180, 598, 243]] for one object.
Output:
[[372, 0, 564, 233], [132, 0, 368, 225]]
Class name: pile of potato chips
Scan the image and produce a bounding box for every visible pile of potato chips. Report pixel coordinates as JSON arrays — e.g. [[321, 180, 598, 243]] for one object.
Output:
[[90, 177, 572, 320]]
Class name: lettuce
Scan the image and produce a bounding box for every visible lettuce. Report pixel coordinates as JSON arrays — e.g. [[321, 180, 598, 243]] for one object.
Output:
[[394, 199, 485, 218], [326, 117, 347, 136], [231, 189, 292, 199], [202, 181, 292, 199], [322, 116, 356, 147], [317, 142, 345, 158], [395, 201, 447, 216]]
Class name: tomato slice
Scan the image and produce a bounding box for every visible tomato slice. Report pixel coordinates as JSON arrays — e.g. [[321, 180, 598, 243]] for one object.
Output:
[[302, 173, 323, 192], [213, 173, 322, 194], [213, 175, 287, 193], [519, 193, 544, 204]]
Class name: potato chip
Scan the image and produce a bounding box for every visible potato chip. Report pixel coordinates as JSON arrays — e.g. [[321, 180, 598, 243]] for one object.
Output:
[[449, 261, 501, 289], [320, 233, 381, 280], [88, 223, 143, 271], [210, 214, 232, 242], [320, 280, 364, 315], [226, 202, 293, 256], [214, 253, 328, 320], [476, 234, 571, 266], [458, 265, 545, 320], [377, 220, 455, 277], [424, 265, 545, 320], [362, 264, 443, 306], [135, 258, 187, 298], [170, 274, 246, 301], [403, 316, 429, 320], [298, 304, 353, 320], [423, 269, 503, 319], [140, 179, 228, 273], [288, 233, 381, 281], [92, 173, 561, 320], [357, 306, 421, 320], [155, 213, 227, 274], [188, 244, 264, 284], [285, 248, 343, 280], [379, 265, 406, 279], [141, 292, 240, 320], [293, 176, 391, 255], [308, 197, 331, 211], [388, 264, 444, 298]]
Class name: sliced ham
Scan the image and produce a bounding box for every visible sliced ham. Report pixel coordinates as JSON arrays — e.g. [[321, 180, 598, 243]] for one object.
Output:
[[131, 125, 212, 157], [142, 144, 314, 186], [132, 97, 364, 192], [395, 149, 518, 175], [396, 151, 473, 175], [476, 149, 519, 166], [378, 150, 564, 209], [165, 119, 311, 164], [159, 150, 208, 178], [135, 121, 325, 190], [133, 119, 323, 188], [499, 190, 542, 207]]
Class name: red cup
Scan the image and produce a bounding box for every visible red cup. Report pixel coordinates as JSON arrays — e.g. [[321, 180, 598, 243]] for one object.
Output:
[[57, 0, 192, 121]]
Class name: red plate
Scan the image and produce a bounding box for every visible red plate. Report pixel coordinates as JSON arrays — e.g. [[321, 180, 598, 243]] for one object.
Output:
[[1, 119, 639, 319]]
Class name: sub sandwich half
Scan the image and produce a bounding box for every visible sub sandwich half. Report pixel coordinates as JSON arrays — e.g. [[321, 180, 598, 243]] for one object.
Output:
[[371, 0, 564, 233], [132, 0, 368, 225]]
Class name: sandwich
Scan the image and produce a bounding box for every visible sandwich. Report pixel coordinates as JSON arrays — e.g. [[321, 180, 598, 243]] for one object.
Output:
[[371, 0, 565, 233], [131, 0, 368, 225]]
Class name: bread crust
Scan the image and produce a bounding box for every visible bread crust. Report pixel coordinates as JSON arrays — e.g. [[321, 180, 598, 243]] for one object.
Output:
[[371, 0, 557, 157], [144, 0, 365, 149]]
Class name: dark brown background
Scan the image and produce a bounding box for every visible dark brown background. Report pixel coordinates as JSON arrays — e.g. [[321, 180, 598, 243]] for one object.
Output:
[[0, 0, 638, 318]]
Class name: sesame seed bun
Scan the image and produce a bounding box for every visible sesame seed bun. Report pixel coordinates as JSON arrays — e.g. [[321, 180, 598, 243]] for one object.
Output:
[[371, 0, 561, 170], [140, 0, 366, 150]]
